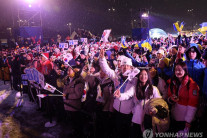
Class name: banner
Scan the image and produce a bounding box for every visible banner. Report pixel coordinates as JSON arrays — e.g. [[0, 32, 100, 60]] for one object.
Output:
[[21, 74, 28, 85], [69, 40, 74, 45], [32, 68, 39, 83], [24, 68, 44, 87], [24, 68, 34, 81], [64, 43, 69, 48], [73, 40, 78, 45], [38, 72, 45, 88], [59, 43, 68, 48], [80, 38, 88, 44]]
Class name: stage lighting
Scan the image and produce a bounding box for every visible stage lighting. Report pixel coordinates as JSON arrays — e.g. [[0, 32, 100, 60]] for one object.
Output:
[[142, 13, 149, 18]]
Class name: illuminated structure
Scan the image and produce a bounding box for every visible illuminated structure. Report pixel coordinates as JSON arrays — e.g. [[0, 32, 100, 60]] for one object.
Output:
[[15, 0, 42, 27], [149, 28, 167, 38], [131, 8, 149, 29]]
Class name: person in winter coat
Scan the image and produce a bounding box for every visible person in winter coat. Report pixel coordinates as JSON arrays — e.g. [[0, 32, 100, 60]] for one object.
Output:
[[81, 67, 115, 137], [44, 60, 66, 127], [177, 33, 189, 61], [63, 64, 85, 137], [167, 61, 199, 132], [41, 53, 53, 82], [202, 48, 207, 100], [99, 48, 137, 138], [149, 65, 168, 100], [157, 58, 173, 81], [123, 49, 148, 67], [185, 43, 205, 91], [130, 69, 161, 138]]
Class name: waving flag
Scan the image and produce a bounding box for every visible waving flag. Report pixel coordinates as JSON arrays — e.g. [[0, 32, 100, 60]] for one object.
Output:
[[44, 83, 56, 93], [173, 21, 181, 32], [198, 28, 206, 35], [134, 44, 139, 48], [128, 68, 140, 81], [100, 29, 111, 42], [180, 21, 185, 31], [141, 38, 152, 52], [115, 68, 140, 94], [121, 36, 127, 48], [138, 40, 144, 48], [200, 22, 207, 32]]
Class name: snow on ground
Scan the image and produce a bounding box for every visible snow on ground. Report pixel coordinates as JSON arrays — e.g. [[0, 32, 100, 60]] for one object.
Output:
[[0, 81, 73, 138]]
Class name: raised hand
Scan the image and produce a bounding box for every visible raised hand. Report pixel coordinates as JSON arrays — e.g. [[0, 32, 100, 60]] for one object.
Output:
[[114, 89, 121, 98], [100, 48, 105, 59]]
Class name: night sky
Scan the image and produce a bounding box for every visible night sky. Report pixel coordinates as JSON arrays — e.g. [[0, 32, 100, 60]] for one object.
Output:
[[0, 0, 207, 37]]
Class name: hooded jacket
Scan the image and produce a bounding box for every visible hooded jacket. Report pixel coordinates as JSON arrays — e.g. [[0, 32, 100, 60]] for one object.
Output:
[[185, 43, 205, 90]]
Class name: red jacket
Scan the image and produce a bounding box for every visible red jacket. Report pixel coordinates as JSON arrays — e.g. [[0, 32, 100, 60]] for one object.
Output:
[[168, 75, 199, 123], [41, 60, 52, 75]]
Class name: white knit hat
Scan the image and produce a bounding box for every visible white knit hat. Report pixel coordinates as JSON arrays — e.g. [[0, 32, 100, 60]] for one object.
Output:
[[121, 57, 132, 66], [157, 49, 164, 56], [117, 55, 125, 61]]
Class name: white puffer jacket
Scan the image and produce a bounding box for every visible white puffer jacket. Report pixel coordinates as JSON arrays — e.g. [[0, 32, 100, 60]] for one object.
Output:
[[132, 85, 161, 125], [99, 57, 137, 114], [157, 77, 168, 100]]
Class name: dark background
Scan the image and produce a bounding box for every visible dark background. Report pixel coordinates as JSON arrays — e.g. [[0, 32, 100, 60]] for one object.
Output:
[[0, 0, 207, 38]]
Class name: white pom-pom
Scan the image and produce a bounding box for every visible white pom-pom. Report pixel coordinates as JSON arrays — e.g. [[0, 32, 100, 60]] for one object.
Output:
[[16, 92, 21, 98]]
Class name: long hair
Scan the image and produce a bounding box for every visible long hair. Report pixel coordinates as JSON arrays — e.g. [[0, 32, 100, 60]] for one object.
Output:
[[170, 61, 189, 96], [136, 69, 153, 100], [152, 70, 159, 87]]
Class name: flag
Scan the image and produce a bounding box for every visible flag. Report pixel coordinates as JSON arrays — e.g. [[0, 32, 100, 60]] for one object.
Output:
[[141, 38, 152, 52], [200, 22, 207, 32], [100, 29, 111, 42], [128, 68, 140, 81], [173, 21, 181, 32], [121, 36, 127, 48], [180, 21, 185, 31], [134, 44, 139, 48], [138, 40, 144, 48], [198, 28, 206, 35], [44, 83, 56, 93]]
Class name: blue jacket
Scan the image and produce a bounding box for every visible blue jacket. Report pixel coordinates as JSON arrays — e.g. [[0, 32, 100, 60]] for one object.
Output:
[[202, 68, 207, 99], [157, 67, 173, 81], [124, 51, 148, 67], [185, 59, 205, 90]]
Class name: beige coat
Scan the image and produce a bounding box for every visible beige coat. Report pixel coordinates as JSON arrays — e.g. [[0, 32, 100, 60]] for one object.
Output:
[[63, 77, 85, 111], [81, 71, 114, 112]]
